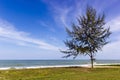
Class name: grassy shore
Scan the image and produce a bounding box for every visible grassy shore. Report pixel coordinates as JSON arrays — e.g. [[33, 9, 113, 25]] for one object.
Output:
[[0, 67, 120, 80]]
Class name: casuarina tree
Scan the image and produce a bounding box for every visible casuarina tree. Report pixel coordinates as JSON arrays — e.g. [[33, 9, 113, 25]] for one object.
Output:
[[61, 6, 111, 68]]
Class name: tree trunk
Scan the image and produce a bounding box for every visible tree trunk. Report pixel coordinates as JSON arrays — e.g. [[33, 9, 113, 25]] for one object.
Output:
[[90, 55, 94, 68]]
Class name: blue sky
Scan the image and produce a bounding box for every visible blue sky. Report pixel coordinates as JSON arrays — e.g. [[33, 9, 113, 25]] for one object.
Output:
[[0, 0, 120, 60]]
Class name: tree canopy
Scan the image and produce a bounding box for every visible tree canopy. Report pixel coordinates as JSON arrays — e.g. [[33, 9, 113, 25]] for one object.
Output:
[[61, 6, 111, 68]]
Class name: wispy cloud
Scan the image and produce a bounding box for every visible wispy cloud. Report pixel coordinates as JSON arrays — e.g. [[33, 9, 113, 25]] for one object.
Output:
[[39, 20, 49, 27], [51, 4, 72, 27], [97, 16, 120, 59], [42, 0, 90, 28], [43, 0, 119, 29], [0, 19, 59, 51], [43, 0, 74, 27], [39, 20, 56, 32], [99, 36, 120, 59], [107, 16, 120, 32], [59, 8, 71, 27]]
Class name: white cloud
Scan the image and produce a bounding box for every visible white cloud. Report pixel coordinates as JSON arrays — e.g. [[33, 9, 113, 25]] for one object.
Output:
[[93, 0, 118, 13], [43, 0, 120, 29], [98, 38, 120, 59], [39, 20, 56, 33], [43, 0, 73, 28], [60, 8, 71, 27], [0, 19, 59, 51], [53, 6, 72, 27], [39, 20, 49, 27], [107, 16, 120, 32], [97, 16, 120, 59]]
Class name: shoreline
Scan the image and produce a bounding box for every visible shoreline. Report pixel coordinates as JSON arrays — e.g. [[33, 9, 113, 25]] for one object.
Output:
[[0, 64, 90, 70], [0, 63, 120, 70]]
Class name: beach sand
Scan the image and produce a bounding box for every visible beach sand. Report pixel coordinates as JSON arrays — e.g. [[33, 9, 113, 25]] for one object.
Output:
[[0, 63, 120, 70]]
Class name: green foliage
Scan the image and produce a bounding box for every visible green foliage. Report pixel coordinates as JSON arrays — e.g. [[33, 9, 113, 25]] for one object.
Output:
[[0, 68, 120, 80], [61, 6, 111, 68]]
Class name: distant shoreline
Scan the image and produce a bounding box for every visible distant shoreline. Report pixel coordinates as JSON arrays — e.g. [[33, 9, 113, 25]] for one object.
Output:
[[0, 63, 120, 70], [0, 64, 90, 70]]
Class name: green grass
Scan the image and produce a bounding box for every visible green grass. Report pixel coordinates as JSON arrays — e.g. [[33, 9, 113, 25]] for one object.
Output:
[[96, 64, 120, 66], [0, 67, 120, 80]]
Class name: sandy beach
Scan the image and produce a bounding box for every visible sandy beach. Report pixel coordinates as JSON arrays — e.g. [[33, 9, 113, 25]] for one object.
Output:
[[0, 64, 90, 70], [0, 63, 120, 70]]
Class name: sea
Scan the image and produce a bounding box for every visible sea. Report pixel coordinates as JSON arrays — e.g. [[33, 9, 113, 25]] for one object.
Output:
[[0, 60, 120, 68]]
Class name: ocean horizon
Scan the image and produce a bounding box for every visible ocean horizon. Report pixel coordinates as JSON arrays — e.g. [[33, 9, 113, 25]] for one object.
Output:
[[0, 60, 120, 68]]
